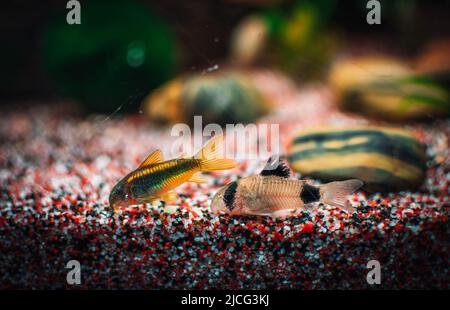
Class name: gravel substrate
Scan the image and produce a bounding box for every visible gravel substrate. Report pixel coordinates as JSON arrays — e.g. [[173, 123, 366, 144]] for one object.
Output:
[[0, 72, 448, 289]]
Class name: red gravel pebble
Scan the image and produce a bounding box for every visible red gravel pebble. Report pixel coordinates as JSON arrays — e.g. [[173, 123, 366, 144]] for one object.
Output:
[[0, 72, 448, 289]]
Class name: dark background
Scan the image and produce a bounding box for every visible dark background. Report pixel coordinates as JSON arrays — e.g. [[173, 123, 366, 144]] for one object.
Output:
[[1, 0, 449, 105]]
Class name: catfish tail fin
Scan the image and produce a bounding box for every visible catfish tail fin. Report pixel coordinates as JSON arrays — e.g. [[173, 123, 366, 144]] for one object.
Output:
[[319, 179, 364, 211]]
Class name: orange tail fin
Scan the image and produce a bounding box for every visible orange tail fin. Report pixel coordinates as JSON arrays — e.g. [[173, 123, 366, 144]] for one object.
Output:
[[195, 134, 238, 171]]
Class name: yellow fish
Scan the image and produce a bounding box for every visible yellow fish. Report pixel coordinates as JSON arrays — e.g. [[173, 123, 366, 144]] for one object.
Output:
[[109, 135, 237, 211]]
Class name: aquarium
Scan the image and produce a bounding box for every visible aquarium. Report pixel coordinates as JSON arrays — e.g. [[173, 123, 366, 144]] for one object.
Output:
[[0, 0, 448, 304]]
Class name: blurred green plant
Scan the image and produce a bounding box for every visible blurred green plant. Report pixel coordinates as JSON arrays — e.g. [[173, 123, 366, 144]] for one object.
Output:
[[42, 0, 176, 113], [263, 0, 337, 79]]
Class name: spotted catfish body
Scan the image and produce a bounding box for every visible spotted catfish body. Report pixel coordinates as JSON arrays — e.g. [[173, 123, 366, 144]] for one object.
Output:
[[211, 158, 363, 218], [109, 135, 237, 211], [224, 176, 319, 216]]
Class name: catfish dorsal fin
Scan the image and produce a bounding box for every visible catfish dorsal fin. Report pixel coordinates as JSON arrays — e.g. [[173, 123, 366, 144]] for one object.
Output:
[[260, 156, 291, 178], [138, 150, 164, 168]]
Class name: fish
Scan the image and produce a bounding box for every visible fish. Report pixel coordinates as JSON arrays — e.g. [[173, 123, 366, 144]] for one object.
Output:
[[210, 157, 364, 218], [109, 135, 238, 211]]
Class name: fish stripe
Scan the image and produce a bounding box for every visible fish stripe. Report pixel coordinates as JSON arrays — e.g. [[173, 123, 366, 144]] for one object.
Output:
[[300, 184, 320, 204], [223, 181, 237, 210], [127, 159, 201, 199]]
